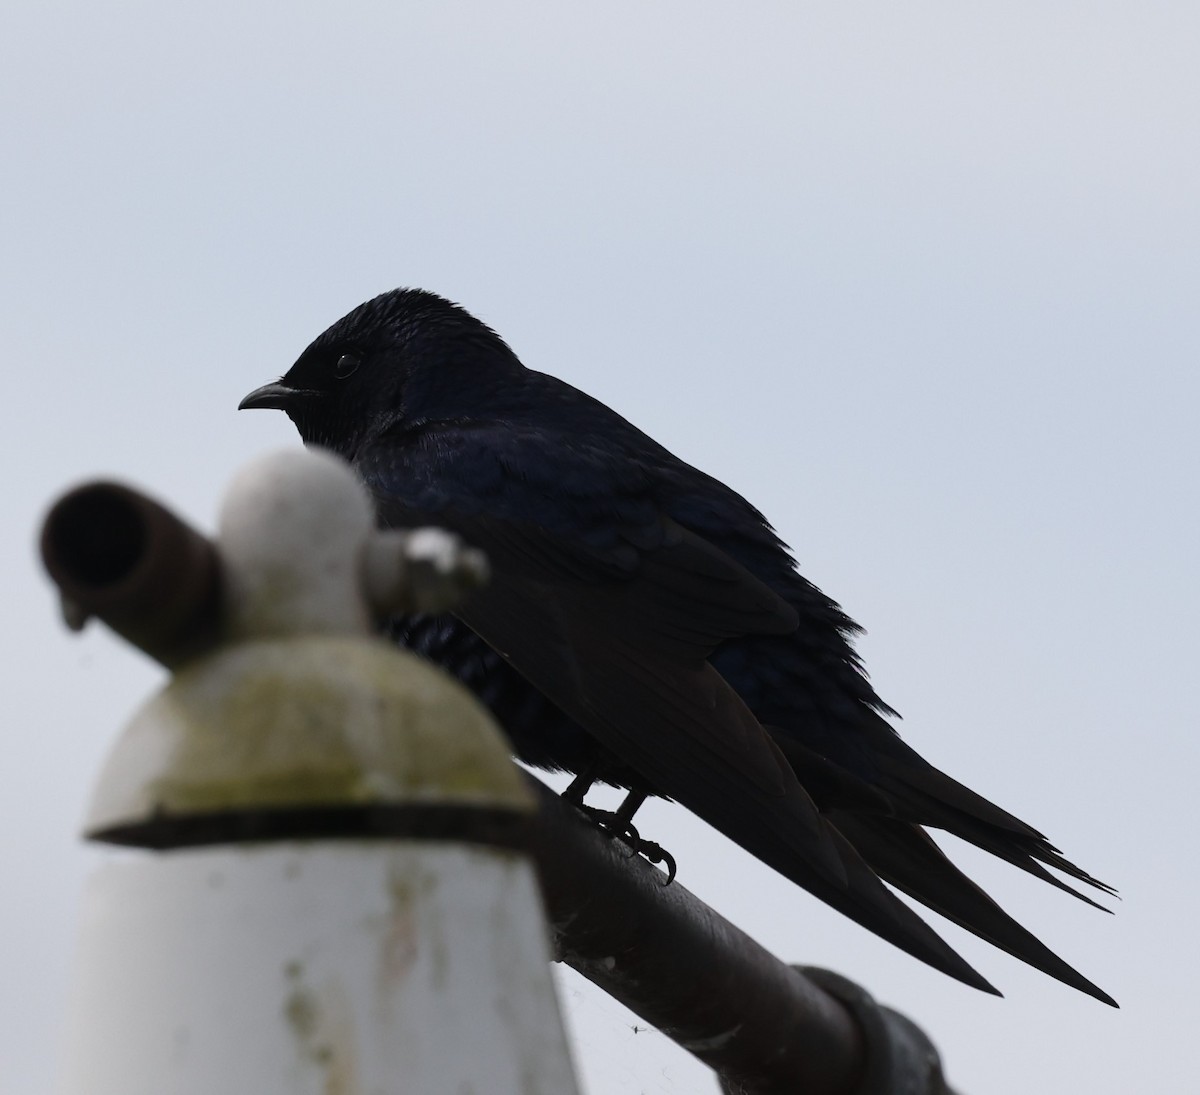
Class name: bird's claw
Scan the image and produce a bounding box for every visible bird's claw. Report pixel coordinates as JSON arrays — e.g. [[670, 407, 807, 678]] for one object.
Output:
[[615, 819, 642, 859], [575, 804, 676, 883], [635, 840, 677, 885]]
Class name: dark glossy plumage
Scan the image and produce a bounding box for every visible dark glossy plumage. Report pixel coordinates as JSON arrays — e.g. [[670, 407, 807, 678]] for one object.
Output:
[[240, 288, 1116, 1004]]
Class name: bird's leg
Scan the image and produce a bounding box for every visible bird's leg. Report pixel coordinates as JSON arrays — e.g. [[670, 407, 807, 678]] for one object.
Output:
[[613, 789, 676, 884], [560, 762, 639, 839], [561, 763, 638, 840], [561, 758, 604, 806], [560, 759, 638, 844], [613, 788, 647, 827]]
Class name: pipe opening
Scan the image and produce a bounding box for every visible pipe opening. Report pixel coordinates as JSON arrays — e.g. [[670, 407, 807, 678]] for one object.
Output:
[[46, 488, 148, 588]]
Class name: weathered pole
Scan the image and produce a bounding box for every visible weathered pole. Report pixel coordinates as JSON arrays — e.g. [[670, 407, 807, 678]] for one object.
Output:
[[47, 450, 580, 1095]]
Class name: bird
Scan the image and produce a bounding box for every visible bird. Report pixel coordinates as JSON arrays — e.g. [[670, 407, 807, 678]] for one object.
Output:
[[240, 287, 1116, 1004]]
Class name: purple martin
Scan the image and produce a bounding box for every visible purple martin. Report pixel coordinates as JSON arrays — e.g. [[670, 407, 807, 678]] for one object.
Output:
[[241, 288, 1115, 1004]]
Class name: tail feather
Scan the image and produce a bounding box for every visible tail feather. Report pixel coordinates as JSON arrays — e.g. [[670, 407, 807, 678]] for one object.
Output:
[[954, 827, 1116, 911], [767, 721, 1114, 1002], [873, 751, 1118, 903], [829, 810, 1117, 1007], [738, 810, 1002, 996]]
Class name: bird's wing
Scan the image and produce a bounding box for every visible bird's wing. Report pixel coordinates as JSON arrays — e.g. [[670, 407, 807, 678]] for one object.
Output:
[[363, 425, 821, 813], [372, 471, 848, 880], [358, 426, 996, 991], [457, 569, 997, 993]]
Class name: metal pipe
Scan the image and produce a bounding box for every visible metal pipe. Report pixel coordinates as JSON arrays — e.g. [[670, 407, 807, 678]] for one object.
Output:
[[40, 481, 221, 667], [529, 779, 869, 1095]]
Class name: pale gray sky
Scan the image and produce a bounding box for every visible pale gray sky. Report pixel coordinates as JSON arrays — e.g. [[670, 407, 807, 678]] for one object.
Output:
[[4, 3, 1196, 1092]]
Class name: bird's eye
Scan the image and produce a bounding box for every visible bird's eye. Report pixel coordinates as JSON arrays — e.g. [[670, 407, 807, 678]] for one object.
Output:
[[334, 354, 360, 379]]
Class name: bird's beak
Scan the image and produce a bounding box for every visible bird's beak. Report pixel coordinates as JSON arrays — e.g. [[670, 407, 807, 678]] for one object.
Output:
[[239, 381, 302, 411]]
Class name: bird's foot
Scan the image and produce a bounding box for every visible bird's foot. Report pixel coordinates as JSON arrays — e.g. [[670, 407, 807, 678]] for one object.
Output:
[[633, 838, 677, 885], [574, 804, 677, 884]]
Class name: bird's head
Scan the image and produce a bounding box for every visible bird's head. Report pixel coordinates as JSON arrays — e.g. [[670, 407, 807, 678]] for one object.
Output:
[[239, 288, 524, 458]]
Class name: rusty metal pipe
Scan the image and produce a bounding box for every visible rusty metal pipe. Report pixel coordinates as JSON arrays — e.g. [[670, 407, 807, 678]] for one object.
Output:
[[40, 481, 222, 668], [529, 779, 882, 1095]]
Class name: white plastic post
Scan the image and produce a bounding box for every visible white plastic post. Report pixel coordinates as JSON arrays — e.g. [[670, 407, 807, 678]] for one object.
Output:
[[55, 450, 580, 1095]]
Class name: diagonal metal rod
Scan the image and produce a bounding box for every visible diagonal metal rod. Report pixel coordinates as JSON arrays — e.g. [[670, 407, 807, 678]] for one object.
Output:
[[528, 780, 961, 1094]]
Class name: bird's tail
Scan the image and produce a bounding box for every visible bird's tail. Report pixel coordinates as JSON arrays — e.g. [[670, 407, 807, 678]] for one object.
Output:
[[723, 803, 1003, 996], [769, 719, 1117, 1005], [871, 747, 1117, 908], [828, 809, 1117, 1006]]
